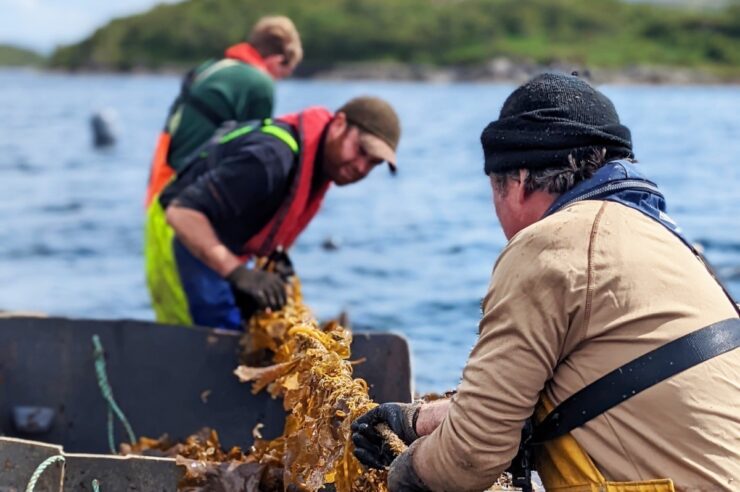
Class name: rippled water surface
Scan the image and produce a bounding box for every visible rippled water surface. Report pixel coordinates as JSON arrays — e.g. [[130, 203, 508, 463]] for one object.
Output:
[[1, 69, 738, 392]]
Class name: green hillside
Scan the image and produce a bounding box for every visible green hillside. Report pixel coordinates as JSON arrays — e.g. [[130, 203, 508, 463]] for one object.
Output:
[[0, 44, 45, 66], [49, 0, 740, 75]]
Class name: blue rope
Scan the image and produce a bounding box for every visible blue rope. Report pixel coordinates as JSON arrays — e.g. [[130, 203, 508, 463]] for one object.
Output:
[[92, 334, 137, 453], [25, 455, 65, 492]]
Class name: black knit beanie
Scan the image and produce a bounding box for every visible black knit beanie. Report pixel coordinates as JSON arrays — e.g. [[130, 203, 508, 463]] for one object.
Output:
[[481, 73, 633, 174]]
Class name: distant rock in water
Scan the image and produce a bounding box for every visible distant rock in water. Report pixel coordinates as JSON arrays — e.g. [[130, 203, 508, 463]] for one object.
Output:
[[321, 236, 341, 251], [90, 109, 118, 147]]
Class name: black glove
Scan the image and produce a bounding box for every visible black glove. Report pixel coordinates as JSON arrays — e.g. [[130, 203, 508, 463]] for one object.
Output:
[[387, 442, 431, 492], [267, 248, 295, 280], [351, 402, 421, 469], [226, 265, 287, 312]]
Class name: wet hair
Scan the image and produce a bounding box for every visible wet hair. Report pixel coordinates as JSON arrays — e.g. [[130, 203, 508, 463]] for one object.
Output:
[[491, 147, 635, 195]]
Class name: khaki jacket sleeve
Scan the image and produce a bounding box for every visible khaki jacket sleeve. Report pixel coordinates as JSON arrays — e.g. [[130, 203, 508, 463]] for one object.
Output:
[[413, 219, 590, 491]]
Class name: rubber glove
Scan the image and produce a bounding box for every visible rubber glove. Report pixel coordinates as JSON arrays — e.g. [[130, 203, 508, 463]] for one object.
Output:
[[351, 402, 421, 469], [227, 265, 287, 312], [268, 248, 295, 280]]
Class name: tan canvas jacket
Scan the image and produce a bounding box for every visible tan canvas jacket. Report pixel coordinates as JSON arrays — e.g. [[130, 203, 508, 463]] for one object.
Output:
[[413, 200, 740, 491]]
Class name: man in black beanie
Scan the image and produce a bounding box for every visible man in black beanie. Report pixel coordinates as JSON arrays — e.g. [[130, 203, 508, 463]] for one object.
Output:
[[352, 73, 740, 491], [481, 71, 633, 175]]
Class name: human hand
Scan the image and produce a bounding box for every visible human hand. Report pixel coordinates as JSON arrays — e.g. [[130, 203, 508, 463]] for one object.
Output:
[[226, 265, 287, 312], [351, 402, 421, 469], [268, 248, 295, 280]]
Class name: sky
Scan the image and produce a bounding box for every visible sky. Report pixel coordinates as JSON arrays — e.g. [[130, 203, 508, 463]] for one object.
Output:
[[1, 0, 181, 53]]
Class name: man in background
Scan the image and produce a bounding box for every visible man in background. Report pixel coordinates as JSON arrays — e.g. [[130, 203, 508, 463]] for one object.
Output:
[[145, 97, 401, 329], [145, 16, 303, 206]]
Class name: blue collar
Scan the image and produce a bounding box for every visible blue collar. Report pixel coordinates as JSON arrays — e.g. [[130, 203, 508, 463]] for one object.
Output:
[[544, 160, 687, 243]]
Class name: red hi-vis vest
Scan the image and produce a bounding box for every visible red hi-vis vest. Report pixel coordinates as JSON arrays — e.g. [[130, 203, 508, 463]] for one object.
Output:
[[144, 43, 270, 208], [243, 107, 333, 258]]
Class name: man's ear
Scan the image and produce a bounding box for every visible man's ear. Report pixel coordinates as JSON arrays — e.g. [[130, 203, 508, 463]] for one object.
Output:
[[333, 111, 347, 131], [515, 168, 529, 204], [326, 111, 348, 140]]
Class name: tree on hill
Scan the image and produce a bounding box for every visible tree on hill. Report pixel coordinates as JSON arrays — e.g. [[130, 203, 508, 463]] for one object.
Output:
[[0, 44, 46, 67], [49, 0, 740, 74]]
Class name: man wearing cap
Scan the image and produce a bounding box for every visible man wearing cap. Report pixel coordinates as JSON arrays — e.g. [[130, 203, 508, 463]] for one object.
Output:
[[145, 96, 401, 329], [351, 73, 739, 491]]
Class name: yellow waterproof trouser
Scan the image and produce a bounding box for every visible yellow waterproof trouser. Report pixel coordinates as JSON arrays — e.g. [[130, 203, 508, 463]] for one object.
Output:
[[144, 198, 193, 325], [534, 397, 675, 492]]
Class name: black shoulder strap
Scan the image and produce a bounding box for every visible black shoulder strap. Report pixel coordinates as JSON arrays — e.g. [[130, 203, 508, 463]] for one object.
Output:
[[167, 65, 225, 128], [532, 317, 740, 444], [185, 93, 224, 127]]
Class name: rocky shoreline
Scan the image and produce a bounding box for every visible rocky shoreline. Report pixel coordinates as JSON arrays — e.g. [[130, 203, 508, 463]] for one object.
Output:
[[298, 57, 736, 85], [6, 57, 737, 85]]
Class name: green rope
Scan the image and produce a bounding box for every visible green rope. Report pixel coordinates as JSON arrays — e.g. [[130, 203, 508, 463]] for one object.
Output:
[[25, 455, 100, 492], [25, 455, 65, 492], [92, 334, 137, 453]]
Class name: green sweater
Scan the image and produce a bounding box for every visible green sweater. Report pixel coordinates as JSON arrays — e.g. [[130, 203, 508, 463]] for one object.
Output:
[[166, 58, 274, 171]]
